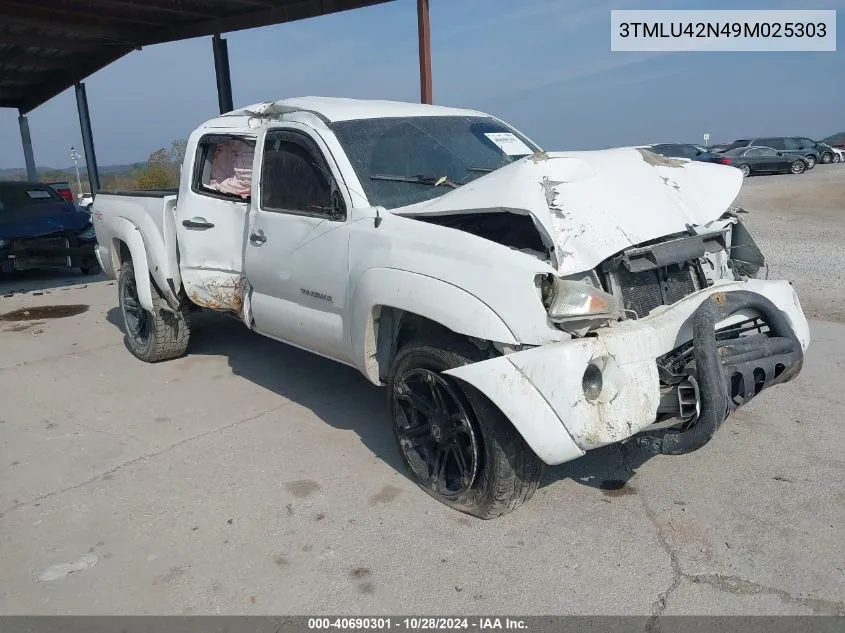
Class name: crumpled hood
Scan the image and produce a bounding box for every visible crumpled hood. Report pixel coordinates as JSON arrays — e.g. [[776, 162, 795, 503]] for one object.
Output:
[[394, 149, 743, 275], [0, 201, 91, 240]]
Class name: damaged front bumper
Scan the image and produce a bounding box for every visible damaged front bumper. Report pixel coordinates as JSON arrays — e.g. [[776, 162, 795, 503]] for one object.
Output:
[[1, 233, 97, 273], [445, 279, 809, 465]]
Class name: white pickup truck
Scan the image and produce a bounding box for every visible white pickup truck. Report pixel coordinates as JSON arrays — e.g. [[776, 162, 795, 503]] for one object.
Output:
[[92, 97, 809, 518]]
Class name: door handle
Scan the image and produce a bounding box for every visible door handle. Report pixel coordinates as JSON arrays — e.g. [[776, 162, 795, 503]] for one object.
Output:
[[182, 217, 215, 229], [249, 230, 267, 245]]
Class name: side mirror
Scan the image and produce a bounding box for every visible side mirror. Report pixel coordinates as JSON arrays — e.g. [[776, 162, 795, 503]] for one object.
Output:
[[329, 189, 346, 221], [777, 151, 783, 156]]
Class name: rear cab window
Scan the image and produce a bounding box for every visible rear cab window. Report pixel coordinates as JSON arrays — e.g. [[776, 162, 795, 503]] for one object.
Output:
[[192, 135, 256, 201]]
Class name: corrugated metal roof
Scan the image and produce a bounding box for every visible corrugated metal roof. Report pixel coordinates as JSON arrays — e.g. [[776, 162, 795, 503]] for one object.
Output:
[[0, 0, 393, 113]]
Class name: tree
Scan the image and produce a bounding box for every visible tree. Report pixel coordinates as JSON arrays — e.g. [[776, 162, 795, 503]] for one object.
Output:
[[169, 139, 188, 166], [133, 146, 180, 189]]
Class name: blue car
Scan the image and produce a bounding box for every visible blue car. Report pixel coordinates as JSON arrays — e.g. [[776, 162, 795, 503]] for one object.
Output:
[[0, 181, 100, 275]]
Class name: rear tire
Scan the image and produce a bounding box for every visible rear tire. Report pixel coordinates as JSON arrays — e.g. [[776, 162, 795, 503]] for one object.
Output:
[[739, 163, 751, 177], [790, 160, 806, 175], [118, 259, 190, 362], [804, 155, 816, 169], [388, 336, 543, 519]]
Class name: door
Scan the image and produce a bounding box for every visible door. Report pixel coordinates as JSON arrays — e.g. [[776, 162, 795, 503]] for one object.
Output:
[[175, 133, 255, 311], [244, 125, 354, 362], [756, 147, 781, 171]]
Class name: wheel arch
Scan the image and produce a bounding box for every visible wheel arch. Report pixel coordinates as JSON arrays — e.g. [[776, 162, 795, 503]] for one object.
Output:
[[110, 218, 180, 312], [349, 268, 518, 384]]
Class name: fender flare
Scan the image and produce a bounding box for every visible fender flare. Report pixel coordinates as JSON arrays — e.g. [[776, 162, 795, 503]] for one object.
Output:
[[110, 217, 155, 312], [349, 267, 518, 383]]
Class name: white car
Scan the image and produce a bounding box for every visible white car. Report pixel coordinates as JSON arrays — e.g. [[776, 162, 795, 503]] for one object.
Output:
[[77, 193, 94, 210], [832, 147, 845, 163], [91, 97, 809, 518]]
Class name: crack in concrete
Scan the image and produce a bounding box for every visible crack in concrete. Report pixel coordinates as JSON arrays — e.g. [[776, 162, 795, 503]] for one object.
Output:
[[618, 443, 845, 627], [615, 443, 681, 631], [641, 493, 682, 632], [76, 421, 154, 449], [0, 402, 291, 519], [684, 573, 845, 615]]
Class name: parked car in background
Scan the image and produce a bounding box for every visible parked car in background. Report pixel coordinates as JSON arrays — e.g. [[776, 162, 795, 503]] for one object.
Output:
[[707, 143, 732, 153], [646, 143, 724, 163], [47, 181, 74, 201], [0, 181, 100, 275], [831, 146, 845, 163], [721, 138, 819, 169], [78, 192, 94, 210], [795, 138, 837, 164], [719, 146, 808, 177]]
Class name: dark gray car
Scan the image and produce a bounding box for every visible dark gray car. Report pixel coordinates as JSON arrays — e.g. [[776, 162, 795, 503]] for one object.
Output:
[[721, 137, 819, 168], [793, 137, 836, 164], [720, 147, 808, 177]]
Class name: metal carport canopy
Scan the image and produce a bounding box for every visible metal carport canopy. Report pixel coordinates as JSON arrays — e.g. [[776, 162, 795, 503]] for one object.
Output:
[[0, 0, 398, 113], [0, 0, 439, 191]]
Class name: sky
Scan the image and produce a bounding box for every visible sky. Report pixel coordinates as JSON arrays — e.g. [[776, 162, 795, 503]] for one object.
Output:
[[1, 0, 844, 169]]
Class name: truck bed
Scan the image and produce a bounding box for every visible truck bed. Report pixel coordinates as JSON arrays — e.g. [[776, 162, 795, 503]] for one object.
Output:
[[97, 189, 178, 198], [92, 190, 181, 296]]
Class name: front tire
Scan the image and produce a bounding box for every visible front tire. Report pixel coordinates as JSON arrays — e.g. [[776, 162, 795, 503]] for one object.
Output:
[[388, 336, 543, 519], [790, 160, 806, 175], [118, 259, 190, 362], [820, 152, 833, 164]]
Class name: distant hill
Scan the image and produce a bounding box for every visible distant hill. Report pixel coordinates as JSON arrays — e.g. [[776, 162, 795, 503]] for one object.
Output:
[[0, 163, 142, 180], [823, 132, 845, 146]]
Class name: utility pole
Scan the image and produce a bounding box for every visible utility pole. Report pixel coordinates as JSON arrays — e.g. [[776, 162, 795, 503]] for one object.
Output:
[[70, 146, 83, 198]]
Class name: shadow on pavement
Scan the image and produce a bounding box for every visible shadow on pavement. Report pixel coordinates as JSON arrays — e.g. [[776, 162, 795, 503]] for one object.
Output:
[[0, 269, 108, 296], [107, 307, 406, 474], [105, 306, 659, 491], [543, 441, 657, 492]]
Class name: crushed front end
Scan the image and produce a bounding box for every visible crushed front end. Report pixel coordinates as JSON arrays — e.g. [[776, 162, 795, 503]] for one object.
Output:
[[1, 229, 98, 273], [445, 215, 810, 465]]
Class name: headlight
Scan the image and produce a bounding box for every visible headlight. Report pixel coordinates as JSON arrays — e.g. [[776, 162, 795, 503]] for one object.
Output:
[[79, 224, 96, 240], [537, 274, 619, 322], [0, 239, 8, 249]]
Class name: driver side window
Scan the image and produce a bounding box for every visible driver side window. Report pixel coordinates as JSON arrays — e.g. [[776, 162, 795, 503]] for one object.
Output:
[[260, 131, 343, 220]]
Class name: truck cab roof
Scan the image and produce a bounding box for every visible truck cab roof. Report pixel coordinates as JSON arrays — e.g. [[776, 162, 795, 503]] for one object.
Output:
[[201, 96, 490, 131]]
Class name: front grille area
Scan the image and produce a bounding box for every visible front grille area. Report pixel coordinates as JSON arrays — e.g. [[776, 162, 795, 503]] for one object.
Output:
[[613, 262, 699, 318]]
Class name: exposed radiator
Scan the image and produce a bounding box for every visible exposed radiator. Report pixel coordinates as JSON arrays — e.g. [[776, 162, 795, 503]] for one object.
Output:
[[613, 262, 699, 318]]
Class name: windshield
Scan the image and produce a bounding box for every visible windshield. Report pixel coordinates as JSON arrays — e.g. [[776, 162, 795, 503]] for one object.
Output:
[[331, 116, 540, 209]]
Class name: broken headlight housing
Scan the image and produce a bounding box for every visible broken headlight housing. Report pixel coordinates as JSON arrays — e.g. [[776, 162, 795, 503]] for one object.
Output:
[[536, 273, 620, 323]]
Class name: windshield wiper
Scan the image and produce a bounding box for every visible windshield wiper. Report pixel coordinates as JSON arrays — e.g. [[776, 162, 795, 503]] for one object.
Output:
[[466, 166, 495, 173], [370, 174, 461, 189]]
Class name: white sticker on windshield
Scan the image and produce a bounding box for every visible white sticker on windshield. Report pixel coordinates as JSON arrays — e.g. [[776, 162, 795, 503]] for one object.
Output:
[[484, 132, 533, 156], [26, 190, 53, 199]]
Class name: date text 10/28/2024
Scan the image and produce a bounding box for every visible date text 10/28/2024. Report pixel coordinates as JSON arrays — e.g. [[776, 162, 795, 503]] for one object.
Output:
[[308, 618, 528, 630]]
